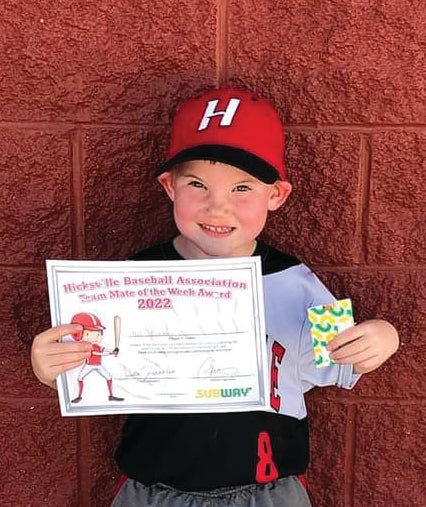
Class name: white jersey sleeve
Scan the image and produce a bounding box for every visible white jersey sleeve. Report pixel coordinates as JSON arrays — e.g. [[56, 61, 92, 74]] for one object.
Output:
[[263, 263, 361, 419]]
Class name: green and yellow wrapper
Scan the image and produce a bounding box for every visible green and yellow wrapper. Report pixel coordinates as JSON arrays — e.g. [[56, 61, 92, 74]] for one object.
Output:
[[307, 299, 354, 368]]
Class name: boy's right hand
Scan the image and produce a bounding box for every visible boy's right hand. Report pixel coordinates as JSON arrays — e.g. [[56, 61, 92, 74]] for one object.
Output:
[[30, 324, 93, 390]]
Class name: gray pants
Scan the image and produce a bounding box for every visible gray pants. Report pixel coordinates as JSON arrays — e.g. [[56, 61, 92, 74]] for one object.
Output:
[[111, 476, 312, 507]]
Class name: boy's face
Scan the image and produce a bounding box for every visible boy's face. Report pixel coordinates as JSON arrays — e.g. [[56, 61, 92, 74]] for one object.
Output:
[[158, 160, 292, 259], [82, 329, 103, 344]]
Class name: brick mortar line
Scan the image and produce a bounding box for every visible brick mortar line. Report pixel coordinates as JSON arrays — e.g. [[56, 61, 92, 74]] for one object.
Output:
[[67, 128, 92, 505], [216, 0, 229, 87], [315, 266, 426, 272], [0, 122, 425, 130], [287, 124, 426, 132], [355, 134, 372, 264], [77, 419, 92, 507], [70, 130, 86, 258], [1, 264, 426, 271], [0, 398, 58, 405], [4, 397, 424, 405], [344, 405, 357, 507], [361, 135, 372, 263], [0, 122, 152, 129], [311, 398, 426, 405]]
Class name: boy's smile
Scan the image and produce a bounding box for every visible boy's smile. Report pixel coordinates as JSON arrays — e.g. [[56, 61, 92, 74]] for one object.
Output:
[[199, 223, 235, 235], [158, 160, 291, 259]]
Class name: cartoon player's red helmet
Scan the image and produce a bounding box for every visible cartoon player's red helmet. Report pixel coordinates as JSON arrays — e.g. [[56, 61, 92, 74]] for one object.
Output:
[[70, 312, 105, 341]]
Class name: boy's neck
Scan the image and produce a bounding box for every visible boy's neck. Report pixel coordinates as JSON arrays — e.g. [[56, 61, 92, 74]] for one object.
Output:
[[172, 235, 258, 260]]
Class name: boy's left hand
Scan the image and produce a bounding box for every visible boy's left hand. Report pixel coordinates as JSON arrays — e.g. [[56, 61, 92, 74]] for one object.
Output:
[[327, 319, 399, 374]]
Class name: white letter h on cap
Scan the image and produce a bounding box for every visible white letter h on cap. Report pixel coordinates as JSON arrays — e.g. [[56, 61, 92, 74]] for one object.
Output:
[[198, 98, 241, 131]]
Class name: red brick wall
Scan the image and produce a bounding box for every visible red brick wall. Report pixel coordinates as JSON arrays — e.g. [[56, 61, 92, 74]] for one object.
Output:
[[1, 1, 424, 506]]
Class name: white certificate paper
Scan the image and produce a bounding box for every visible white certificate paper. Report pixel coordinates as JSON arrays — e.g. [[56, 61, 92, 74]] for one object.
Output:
[[46, 257, 269, 416]]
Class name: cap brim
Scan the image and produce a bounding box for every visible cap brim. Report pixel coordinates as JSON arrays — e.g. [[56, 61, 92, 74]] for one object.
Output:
[[155, 145, 280, 184]]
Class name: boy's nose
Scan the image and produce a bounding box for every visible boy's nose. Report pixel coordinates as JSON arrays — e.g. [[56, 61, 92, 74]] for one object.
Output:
[[205, 193, 230, 214]]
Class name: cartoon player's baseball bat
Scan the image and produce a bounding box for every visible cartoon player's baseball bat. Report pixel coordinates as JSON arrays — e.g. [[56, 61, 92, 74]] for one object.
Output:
[[114, 315, 121, 351]]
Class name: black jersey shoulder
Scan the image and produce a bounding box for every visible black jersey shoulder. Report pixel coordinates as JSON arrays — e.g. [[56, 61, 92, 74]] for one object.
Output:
[[130, 239, 301, 275], [254, 240, 301, 275]]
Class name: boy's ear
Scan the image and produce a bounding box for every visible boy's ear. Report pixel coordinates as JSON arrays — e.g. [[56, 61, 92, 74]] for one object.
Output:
[[157, 172, 175, 201], [268, 180, 292, 211]]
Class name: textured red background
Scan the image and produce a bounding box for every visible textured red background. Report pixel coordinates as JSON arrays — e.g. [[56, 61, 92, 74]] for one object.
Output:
[[1, 1, 424, 506]]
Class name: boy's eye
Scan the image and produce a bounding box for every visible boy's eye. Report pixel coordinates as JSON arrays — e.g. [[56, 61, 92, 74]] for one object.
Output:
[[188, 180, 205, 189], [233, 184, 251, 192]]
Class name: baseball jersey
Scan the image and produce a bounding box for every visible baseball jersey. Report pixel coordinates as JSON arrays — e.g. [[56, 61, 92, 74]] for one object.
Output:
[[87, 343, 103, 366], [114, 239, 359, 490]]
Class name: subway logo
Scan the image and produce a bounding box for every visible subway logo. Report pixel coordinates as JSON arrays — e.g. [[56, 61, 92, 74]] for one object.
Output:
[[195, 387, 252, 398]]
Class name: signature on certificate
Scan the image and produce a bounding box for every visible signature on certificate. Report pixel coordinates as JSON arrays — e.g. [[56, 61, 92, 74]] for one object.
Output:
[[197, 357, 239, 378], [125, 357, 177, 380]]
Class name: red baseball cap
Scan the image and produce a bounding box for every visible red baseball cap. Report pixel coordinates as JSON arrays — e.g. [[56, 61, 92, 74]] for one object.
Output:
[[71, 312, 105, 331], [156, 87, 286, 183]]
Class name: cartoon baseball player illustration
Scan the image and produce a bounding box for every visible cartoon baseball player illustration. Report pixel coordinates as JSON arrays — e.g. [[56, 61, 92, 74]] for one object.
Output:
[[69, 312, 124, 403]]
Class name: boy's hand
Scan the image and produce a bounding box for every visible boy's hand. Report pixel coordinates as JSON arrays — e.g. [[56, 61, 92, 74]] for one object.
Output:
[[31, 324, 93, 390], [327, 319, 399, 374]]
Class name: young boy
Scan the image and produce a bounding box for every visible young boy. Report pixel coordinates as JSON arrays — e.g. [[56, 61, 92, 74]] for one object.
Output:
[[31, 87, 399, 507]]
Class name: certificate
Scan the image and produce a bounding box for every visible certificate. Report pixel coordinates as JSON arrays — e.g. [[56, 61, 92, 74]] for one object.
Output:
[[46, 257, 269, 416]]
